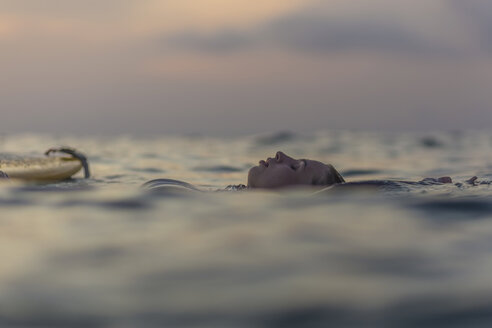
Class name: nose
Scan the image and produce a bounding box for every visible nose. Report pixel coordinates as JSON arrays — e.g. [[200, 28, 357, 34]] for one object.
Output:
[[275, 151, 294, 163]]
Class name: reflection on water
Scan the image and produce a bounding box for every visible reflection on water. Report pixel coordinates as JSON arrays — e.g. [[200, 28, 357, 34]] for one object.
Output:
[[0, 131, 492, 327]]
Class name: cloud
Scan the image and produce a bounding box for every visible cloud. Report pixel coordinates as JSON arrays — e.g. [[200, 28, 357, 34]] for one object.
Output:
[[263, 14, 441, 55], [166, 29, 255, 54], [163, 3, 460, 56], [451, 0, 492, 52], [0, 0, 131, 17]]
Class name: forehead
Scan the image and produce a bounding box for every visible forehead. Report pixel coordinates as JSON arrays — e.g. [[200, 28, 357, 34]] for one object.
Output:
[[304, 159, 331, 177], [305, 159, 328, 169]]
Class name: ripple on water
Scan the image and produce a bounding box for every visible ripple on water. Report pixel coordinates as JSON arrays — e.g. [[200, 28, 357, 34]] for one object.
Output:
[[255, 131, 297, 145], [340, 169, 385, 177], [420, 136, 445, 148], [13, 181, 93, 192], [192, 165, 243, 173], [128, 167, 166, 174], [385, 295, 492, 327], [409, 198, 492, 221], [99, 197, 152, 210]]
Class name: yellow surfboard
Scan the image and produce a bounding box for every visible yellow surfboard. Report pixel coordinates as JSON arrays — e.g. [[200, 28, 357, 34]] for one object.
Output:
[[0, 148, 89, 182]]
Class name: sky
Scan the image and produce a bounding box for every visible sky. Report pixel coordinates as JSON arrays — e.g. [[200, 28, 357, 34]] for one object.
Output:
[[0, 0, 491, 136]]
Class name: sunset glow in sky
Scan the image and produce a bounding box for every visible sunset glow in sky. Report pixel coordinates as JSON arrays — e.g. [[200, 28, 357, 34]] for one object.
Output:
[[1, 0, 491, 135]]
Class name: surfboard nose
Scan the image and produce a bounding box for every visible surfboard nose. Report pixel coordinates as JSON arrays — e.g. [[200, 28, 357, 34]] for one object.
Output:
[[45, 147, 90, 178], [0, 147, 90, 182]]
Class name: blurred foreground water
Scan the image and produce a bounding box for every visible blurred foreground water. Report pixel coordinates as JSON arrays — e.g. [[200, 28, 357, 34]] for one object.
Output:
[[1, 130, 492, 327]]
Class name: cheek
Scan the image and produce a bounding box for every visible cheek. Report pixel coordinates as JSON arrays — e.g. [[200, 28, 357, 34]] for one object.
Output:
[[247, 167, 260, 187], [259, 167, 298, 188]]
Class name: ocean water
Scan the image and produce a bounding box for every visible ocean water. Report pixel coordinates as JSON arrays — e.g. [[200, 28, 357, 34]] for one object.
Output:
[[1, 130, 492, 327]]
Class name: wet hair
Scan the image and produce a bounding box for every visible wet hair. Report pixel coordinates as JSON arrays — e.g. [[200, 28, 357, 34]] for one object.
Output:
[[312, 164, 345, 186], [224, 184, 247, 191]]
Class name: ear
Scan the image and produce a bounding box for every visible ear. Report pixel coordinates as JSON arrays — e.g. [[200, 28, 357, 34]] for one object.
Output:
[[327, 164, 345, 184]]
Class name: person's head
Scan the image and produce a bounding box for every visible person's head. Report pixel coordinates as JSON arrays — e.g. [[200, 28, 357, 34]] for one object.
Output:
[[247, 151, 344, 189]]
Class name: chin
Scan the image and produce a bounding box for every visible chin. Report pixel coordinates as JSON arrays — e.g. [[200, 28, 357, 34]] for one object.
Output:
[[247, 166, 261, 187]]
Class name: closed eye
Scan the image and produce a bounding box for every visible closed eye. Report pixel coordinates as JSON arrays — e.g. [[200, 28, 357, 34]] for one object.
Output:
[[291, 160, 307, 171]]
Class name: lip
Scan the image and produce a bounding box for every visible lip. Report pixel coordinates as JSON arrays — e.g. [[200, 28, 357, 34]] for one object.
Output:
[[259, 160, 268, 167]]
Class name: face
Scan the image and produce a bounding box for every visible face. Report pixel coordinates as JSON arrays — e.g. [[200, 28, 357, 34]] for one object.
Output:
[[247, 151, 340, 189]]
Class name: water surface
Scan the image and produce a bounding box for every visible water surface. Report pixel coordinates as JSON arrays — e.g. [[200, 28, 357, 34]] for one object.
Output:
[[1, 131, 492, 327]]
